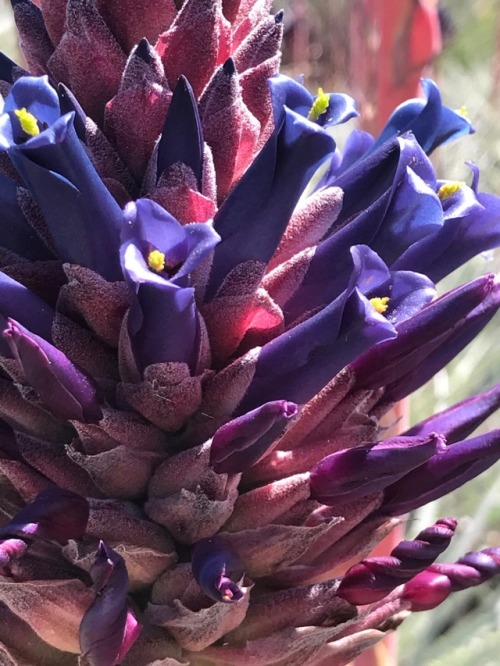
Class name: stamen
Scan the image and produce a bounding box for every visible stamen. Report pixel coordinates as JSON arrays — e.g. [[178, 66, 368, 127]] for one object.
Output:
[[14, 107, 41, 137], [308, 88, 330, 122], [370, 296, 390, 314], [147, 249, 166, 272], [438, 181, 465, 201]]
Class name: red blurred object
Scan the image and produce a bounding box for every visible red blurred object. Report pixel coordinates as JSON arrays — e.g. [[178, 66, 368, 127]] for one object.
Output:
[[349, 0, 442, 134]]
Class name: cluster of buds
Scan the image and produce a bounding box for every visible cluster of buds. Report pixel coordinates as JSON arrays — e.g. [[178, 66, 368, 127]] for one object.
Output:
[[0, 1, 499, 664]]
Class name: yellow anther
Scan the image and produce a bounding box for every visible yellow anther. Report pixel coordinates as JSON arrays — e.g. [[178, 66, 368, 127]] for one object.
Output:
[[14, 107, 40, 137], [308, 88, 330, 122], [455, 105, 468, 118], [370, 296, 390, 314], [437, 181, 465, 201], [147, 249, 166, 272]]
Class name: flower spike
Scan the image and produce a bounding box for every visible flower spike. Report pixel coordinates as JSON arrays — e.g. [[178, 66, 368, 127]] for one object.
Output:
[[0, 2, 500, 664], [337, 518, 457, 605]]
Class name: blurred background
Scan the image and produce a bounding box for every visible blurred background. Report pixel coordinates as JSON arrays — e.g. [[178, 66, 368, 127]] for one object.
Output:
[[1, 1, 500, 664]]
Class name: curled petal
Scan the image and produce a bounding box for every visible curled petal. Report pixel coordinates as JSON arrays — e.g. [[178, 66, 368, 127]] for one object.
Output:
[[80, 541, 141, 666], [373, 78, 474, 154], [191, 535, 245, 603]]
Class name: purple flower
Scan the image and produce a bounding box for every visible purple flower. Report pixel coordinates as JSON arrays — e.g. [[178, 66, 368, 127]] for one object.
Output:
[[0, 2, 499, 665], [191, 535, 246, 603], [0, 76, 123, 279], [120, 198, 220, 373]]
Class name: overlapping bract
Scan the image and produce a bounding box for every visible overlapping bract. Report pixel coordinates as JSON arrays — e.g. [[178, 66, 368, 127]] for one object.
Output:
[[0, 1, 499, 665]]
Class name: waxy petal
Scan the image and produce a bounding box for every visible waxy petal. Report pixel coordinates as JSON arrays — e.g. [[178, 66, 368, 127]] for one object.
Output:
[[0, 173, 53, 261], [382, 276, 500, 402], [121, 199, 219, 371], [373, 79, 473, 154], [1, 78, 123, 280], [236, 282, 396, 413], [267, 74, 358, 129], [205, 104, 335, 299], [0, 51, 28, 86], [351, 274, 497, 391], [0, 271, 54, 343]]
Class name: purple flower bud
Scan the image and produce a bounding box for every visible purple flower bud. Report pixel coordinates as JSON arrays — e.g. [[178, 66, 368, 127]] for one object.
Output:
[[337, 518, 457, 605], [4, 318, 103, 423], [191, 535, 245, 603], [157, 75, 203, 186], [403, 548, 500, 611], [0, 486, 89, 542], [0, 537, 28, 571], [80, 541, 141, 666], [309, 433, 445, 505], [405, 383, 500, 444], [380, 429, 500, 516], [210, 400, 298, 474]]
